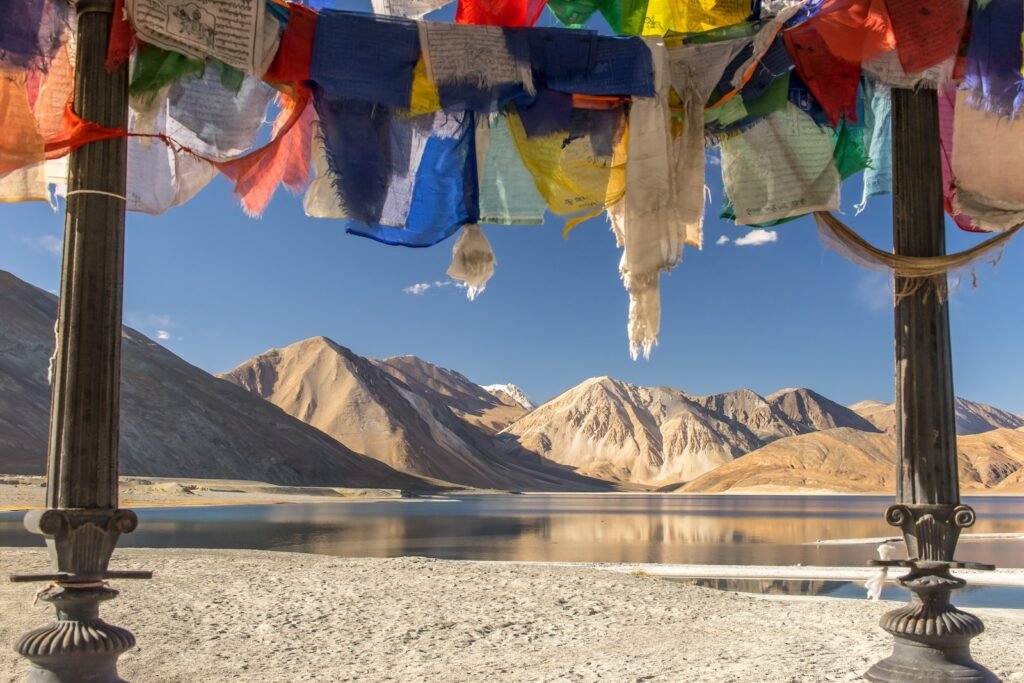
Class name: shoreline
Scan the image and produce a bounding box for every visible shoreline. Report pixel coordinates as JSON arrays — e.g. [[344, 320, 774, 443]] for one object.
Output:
[[2, 548, 1022, 682], [3, 475, 1023, 512]]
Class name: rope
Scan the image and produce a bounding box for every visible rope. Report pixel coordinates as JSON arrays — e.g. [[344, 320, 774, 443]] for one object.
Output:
[[63, 189, 128, 202], [813, 211, 1023, 299], [32, 581, 111, 607]]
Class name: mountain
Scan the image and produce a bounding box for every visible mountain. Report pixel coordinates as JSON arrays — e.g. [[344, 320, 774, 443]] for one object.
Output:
[[679, 429, 897, 493], [681, 427, 1024, 493], [848, 400, 895, 434], [957, 429, 1024, 488], [767, 388, 880, 433], [482, 384, 536, 411], [851, 397, 1024, 436], [222, 338, 606, 491], [0, 271, 427, 489], [373, 356, 527, 433], [502, 378, 785, 486]]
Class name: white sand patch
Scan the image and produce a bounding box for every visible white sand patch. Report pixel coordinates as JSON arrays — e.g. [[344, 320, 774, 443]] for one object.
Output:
[[2, 549, 1022, 682]]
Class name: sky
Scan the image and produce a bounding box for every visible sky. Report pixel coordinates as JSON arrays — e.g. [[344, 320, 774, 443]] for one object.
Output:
[[2, 2, 1022, 413], [3, 158, 1023, 412]]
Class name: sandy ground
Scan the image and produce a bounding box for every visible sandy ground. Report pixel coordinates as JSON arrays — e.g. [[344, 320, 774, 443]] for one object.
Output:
[[0, 476, 410, 510], [1, 549, 1023, 683]]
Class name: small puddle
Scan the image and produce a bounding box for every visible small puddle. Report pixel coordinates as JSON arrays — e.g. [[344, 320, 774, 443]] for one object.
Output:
[[665, 577, 1024, 609]]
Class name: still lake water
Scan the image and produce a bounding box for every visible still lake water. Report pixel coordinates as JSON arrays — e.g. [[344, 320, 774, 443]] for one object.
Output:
[[2, 494, 1022, 569]]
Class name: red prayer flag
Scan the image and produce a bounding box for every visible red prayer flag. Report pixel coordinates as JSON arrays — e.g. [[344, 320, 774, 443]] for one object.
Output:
[[455, 0, 547, 26], [105, 0, 134, 72], [784, 27, 861, 125], [264, 3, 317, 83], [885, 0, 967, 74]]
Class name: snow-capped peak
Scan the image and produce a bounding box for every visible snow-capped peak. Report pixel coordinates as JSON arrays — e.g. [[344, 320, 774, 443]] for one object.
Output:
[[483, 383, 536, 411]]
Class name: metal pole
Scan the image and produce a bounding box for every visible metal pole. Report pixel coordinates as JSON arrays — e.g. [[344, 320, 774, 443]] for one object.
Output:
[[10, 1, 150, 681], [865, 88, 995, 682]]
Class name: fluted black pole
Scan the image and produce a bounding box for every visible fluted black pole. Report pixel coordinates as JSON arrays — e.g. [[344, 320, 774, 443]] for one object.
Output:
[[10, 2, 150, 681], [865, 88, 995, 683]]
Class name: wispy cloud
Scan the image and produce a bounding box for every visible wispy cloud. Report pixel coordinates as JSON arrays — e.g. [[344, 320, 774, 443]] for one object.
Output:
[[126, 312, 178, 342], [715, 235, 731, 246], [23, 234, 63, 256], [404, 283, 432, 295], [404, 279, 468, 295], [734, 229, 778, 247], [855, 272, 892, 313]]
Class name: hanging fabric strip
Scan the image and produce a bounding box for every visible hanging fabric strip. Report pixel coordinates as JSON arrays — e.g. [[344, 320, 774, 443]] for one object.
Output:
[[0, 0, 67, 70], [861, 46, 957, 89], [447, 224, 496, 298], [886, 0, 966, 74], [106, 0, 134, 72], [546, 0, 650, 35], [720, 102, 840, 225], [373, 0, 451, 19], [856, 77, 891, 213], [163, 68, 275, 161], [962, 0, 1024, 117], [609, 38, 688, 360], [545, 36, 655, 97], [165, 68, 275, 161], [507, 105, 626, 221], [455, 0, 548, 27], [937, 85, 975, 232], [477, 113, 547, 224], [783, 0, 893, 124], [420, 22, 534, 110], [641, 0, 752, 36], [216, 89, 315, 217], [0, 71, 46, 175], [0, 163, 50, 204], [264, 2, 317, 84], [952, 89, 1024, 231], [311, 11, 421, 109], [525, 27, 598, 86], [129, 43, 205, 110], [121, 102, 218, 215], [313, 93, 479, 245], [127, 0, 281, 75]]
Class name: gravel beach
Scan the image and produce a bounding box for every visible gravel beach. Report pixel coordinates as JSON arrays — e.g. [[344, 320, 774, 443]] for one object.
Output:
[[2, 548, 1022, 682]]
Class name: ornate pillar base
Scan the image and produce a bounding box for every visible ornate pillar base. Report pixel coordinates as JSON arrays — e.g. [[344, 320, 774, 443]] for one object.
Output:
[[10, 509, 150, 683], [865, 563, 995, 683], [17, 585, 135, 683], [865, 504, 996, 683]]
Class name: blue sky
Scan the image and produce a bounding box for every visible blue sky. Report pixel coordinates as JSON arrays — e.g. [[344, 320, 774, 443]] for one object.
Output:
[[2, 1, 1022, 413], [3, 159, 1022, 412]]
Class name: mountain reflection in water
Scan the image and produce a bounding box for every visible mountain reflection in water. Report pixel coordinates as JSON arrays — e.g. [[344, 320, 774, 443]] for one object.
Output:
[[1, 494, 1022, 568]]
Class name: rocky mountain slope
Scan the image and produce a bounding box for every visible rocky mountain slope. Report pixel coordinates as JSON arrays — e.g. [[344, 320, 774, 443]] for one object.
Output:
[[222, 338, 605, 491], [680, 427, 1024, 493], [482, 384, 536, 411], [851, 397, 1024, 436], [500, 379, 876, 486], [0, 271, 427, 489], [373, 356, 527, 433], [768, 388, 879, 433]]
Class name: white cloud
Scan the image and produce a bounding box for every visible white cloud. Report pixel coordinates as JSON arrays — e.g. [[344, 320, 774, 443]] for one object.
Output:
[[405, 280, 467, 295], [156, 330, 171, 341], [734, 229, 779, 247], [23, 234, 63, 256], [404, 283, 432, 295], [715, 235, 731, 246]]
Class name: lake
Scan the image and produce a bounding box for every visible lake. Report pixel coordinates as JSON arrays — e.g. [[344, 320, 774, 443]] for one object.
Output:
[[2, 494, 1022, 569]]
